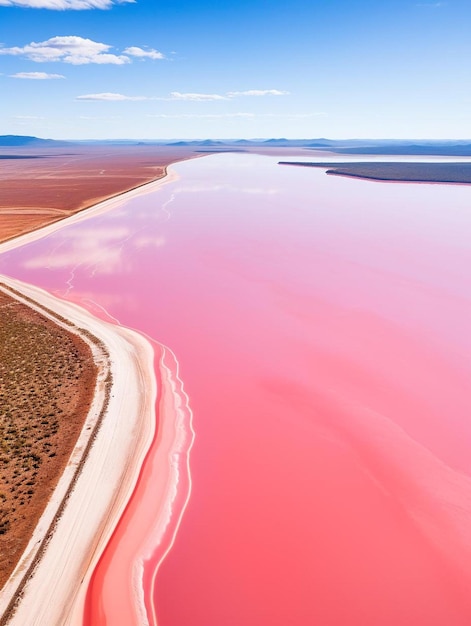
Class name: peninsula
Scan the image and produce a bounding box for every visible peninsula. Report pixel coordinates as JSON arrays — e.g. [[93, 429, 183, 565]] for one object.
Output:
[[279, 161, 471, 184]]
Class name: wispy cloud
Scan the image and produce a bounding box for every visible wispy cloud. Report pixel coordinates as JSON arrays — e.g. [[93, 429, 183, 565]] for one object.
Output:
[[170, 89, 290, 101], [416, 2, 446, 6], [76, 92, 148, 101], [76, 88, 292, 103], [123, 46, 164, 60], [227, 89, 289, 97], [0, 0, 135, 9], [170, 91, 228, 101], [0, 36, 163, 65], [10, 71, 65, 79], [147, 113, 256, 119]]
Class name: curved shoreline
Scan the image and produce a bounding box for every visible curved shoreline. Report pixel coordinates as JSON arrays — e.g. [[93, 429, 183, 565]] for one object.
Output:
[[82, 344, 195, 626], [0, 166, 184, 624], [325, 170, 471, 185], [0, 166, 180, 256], [0, 149, 203, 248], [0, 278, 112, 624], [0, 275, 157, 625]]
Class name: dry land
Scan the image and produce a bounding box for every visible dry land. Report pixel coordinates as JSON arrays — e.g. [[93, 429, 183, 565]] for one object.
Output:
[[0, 287, 97, 589], [279, 161, 471, 184], [0, 145, 198, 243], [0, 278, 155, 626]]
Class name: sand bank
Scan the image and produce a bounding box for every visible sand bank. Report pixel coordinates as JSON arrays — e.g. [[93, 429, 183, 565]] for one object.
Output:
[[0, 275, 156, 625]]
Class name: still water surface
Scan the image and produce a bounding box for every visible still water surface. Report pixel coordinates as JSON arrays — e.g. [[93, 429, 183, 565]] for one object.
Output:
[[2, 153, 471, 625]]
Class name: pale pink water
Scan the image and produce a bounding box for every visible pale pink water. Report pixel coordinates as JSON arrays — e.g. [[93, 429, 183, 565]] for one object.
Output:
[[2, 153, 471, 624]]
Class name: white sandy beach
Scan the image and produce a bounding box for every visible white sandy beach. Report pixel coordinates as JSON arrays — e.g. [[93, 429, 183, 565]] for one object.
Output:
[[0, 275, 156, 625]]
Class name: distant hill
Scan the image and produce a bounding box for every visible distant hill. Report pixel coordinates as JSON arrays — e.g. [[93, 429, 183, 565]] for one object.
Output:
[[167, 139, 226, 147], [264, 138, 289, 144], [3, 135, 471, 156], [163, 138, 471, 155], [0, 135, 73, 147]]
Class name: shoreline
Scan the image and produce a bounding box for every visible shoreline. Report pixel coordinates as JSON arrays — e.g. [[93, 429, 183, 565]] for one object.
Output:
[[278, 160, 471, 185], [0, 166, 170, 247], [0, 163, 186, 623], [0, 276, 157, 625], [0, 148, 203, 246], [0, 279, 112, 623], [0, 166, 181, 255], [325, 170, 471, 186], [82, 344, 195, 625]]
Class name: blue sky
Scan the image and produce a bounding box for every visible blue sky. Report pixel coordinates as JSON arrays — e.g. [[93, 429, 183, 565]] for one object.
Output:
[[0, 0, 470, 140]]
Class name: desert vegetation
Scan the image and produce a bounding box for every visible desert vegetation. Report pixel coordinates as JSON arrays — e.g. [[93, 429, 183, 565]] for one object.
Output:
[[0, 290, 97, 588]]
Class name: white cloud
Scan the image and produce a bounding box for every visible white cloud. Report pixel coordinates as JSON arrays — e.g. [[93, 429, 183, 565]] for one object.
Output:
[[76, 92, 147, 100], [123, 46, 164, 60], [170, 91, 228, 101], [227, 89, 290, 97], [10, 71, 65, 79], [166, 90, 289, 101], [0, 36, 130, 65], [75, 89, 293, 104], [0, 0, 134, 9], [148, 113, 255, 119]]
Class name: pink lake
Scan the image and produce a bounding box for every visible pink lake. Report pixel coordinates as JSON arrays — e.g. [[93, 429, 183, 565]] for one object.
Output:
[[2, 153, 471, 624]]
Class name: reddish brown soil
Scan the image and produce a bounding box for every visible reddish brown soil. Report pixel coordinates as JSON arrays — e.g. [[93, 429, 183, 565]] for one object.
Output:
[[0, 289, 97, 589], [0, 145, 199, 243]]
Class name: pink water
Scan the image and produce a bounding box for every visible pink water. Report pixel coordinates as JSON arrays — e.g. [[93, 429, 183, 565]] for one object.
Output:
[[2, 153, 471, 624]]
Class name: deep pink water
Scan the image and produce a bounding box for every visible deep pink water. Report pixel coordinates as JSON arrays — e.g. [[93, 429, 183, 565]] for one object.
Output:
[[2, 154, 471, 624]]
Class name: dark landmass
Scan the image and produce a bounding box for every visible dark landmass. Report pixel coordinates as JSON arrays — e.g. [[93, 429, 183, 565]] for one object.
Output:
[[0, 155, 49, 160], [279, 161, 471, 184]]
